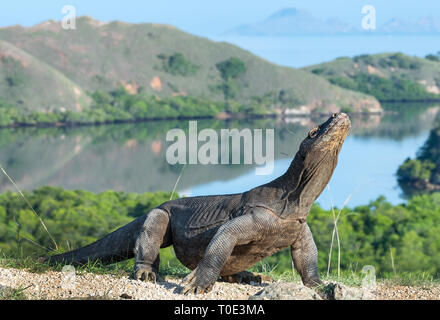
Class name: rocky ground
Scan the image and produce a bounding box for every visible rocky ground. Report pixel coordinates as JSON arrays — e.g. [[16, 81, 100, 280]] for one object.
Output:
[[0, 266, 439, 300], [375, 283, 440, 300], [0, 266, 263, 300]]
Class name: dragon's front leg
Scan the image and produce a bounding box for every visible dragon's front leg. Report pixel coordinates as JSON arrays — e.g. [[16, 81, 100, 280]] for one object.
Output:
[[180, 209, 273, 295]]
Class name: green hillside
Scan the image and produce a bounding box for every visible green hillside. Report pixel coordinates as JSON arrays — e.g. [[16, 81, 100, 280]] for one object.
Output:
[[397, 115, 440, 195], [304, 53, 440, 104], [0, 40, 91, 114], [0, 17, 380, 125]]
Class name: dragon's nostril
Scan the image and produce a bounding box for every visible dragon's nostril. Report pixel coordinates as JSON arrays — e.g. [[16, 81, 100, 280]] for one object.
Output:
[[308, 127, 319, 138]]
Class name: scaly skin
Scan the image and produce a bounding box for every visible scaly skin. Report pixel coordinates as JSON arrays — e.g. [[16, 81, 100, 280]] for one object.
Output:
[[46, 113, 351, 295]]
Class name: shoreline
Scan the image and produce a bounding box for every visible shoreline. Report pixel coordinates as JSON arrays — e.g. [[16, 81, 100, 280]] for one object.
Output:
[[0, 110, 384, 130]]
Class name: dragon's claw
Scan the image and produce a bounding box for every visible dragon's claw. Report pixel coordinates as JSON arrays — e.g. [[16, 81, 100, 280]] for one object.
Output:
[[134, 266, 159, 283], [180, 269, 214, 295]]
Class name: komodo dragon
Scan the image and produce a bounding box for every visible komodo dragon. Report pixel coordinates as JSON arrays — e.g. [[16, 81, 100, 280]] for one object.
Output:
[[47, 112, 351, 294]]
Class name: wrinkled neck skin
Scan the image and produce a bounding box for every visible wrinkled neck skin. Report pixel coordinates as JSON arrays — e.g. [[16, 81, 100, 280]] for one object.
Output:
[[276, 143, 340, 216], [244, 147, 341, 220], [245, 113, 350, 220]]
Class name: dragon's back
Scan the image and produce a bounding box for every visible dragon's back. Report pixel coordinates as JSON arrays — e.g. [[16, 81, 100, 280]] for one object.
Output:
[[159, 194, 246, 270], [159, 193, 244, 234]]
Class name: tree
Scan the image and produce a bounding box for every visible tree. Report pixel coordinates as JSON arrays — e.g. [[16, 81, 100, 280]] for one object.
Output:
[[426, 54, 440, 62], [425, 52, 440, 62], [215, 58, 246, 101], [158, 52, 199, 76], [215, 57, 246, 80], [397, 118, 440, 194]]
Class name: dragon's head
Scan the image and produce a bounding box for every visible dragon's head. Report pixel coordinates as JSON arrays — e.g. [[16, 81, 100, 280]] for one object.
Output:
[[284, 113, 351, 212], [299, 112, 351, 162]]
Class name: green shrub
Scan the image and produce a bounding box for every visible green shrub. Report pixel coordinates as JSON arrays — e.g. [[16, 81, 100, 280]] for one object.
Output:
[[243, 193, 440, 277], [216, 57, 246, 80], [397, 119, 440, 193], [418, 124, 440, 163], [311, 68, 325, 75], [1, 56, 26, 87], [158, 52, 199, 76], [0, 84, 283, 127], [216, 79, 239, 100], [353, 54, 374, 65], [397, 159, 435, 182], [378, 53, 421, 70], [0, 187, 175, 255], [4, 187, 440, 277], [329, 73, 438, 101], [340, 106, 354, 114], [426, 54, 440, 62]]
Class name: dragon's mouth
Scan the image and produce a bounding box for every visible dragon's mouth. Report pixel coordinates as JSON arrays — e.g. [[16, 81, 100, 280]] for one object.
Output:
[[325, 113, 351, 133], [309, 113, 351, 141]]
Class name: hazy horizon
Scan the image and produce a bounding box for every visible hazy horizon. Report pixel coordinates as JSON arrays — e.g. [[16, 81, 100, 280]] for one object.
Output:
[[0, 0, 439, 37]]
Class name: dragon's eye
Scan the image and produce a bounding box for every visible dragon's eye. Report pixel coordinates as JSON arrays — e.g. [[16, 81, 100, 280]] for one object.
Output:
[[332, 113, 338, 118], [308, 127, 319, 139]]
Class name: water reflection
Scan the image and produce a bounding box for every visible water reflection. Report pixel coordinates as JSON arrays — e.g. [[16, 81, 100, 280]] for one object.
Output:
[[0, 105, 438, 209]]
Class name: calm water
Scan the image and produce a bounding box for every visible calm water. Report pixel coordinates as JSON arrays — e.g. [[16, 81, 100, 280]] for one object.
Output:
[[0, 106, 438, 210], [212, 34, 440, 68], [1, 34, 439, 209], [186, 132, 429, 209]]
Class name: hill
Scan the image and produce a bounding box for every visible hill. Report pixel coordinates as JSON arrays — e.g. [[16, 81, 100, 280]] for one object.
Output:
[[0, 39, 91, 114], [0, 17, 380, 125], [304, 53, 440, 103]]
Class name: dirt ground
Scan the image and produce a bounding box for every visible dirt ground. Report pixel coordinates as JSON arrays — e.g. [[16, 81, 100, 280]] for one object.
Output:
[[1, 266, 439, 300]]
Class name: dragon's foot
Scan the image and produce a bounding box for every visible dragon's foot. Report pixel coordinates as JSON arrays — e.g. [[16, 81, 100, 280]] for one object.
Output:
[[303, 278, 324, 289], [221, 271, 273, 285], [133, 265, 161, 283], [180, 268, 215, 295]]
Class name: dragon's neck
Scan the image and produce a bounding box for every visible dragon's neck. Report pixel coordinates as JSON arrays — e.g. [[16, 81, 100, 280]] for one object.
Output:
[[267, 150, 337, 215]]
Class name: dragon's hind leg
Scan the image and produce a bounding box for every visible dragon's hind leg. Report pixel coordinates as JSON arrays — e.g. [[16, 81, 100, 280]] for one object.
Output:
[[133, 208, 171, 283]]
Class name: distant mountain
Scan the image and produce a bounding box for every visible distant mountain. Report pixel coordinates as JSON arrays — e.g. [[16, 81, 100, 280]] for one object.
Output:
[[379, 15, 440, 33], [226, 8, 440, 36], [226, 8, 358, 36], [0, 16, 380, 118]]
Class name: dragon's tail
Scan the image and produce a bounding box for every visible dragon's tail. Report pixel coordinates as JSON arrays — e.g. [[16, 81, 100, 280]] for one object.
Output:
[[45, 215, 147, 266]]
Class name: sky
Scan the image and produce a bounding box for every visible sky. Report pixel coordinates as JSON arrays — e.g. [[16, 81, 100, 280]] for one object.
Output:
[[0, 0, 439, 37]]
